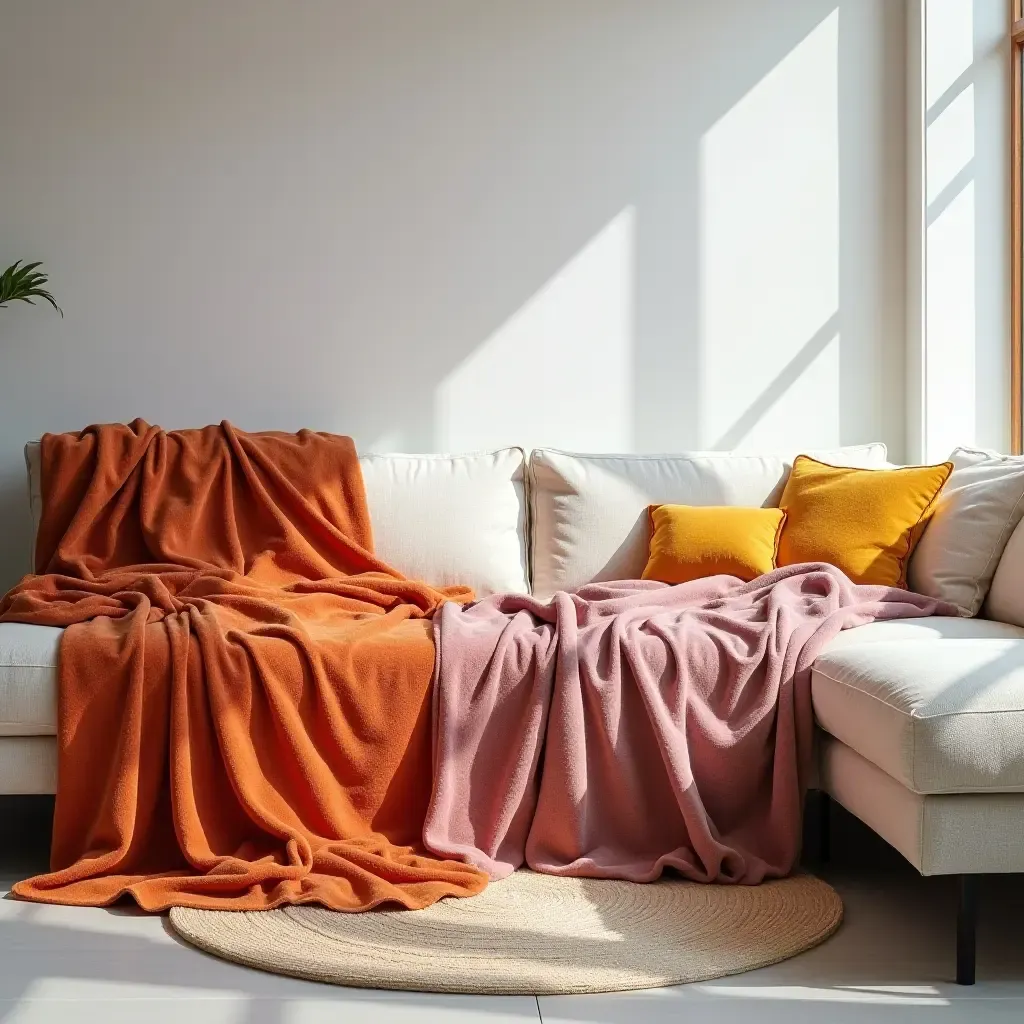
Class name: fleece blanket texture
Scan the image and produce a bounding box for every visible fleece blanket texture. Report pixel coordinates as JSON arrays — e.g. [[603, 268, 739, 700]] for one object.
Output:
[[0, 421, 487, 911], [424, 568, 952, 883]]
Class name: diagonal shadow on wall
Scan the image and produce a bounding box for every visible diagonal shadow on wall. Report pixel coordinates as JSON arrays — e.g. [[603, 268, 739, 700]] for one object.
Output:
[[712, 312, 840, 451], [0, 0, 877, 589]]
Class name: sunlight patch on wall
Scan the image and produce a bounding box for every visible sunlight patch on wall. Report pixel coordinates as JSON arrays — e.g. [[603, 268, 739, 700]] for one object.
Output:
[[926, 83, 974, 204], [921, 189, 974, 464], [925, 186, 976, 463], [737, 331, 840, 451], [434, 208, 635, 453], [925, 0, 973, 108], [699, 9, 839, 452], [923, 0, 975, 462]]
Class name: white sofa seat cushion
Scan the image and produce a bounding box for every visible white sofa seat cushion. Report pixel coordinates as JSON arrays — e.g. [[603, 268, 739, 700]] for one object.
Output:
[[528, 445, 888, 598], [812, 629, 1024, 795], [820, 615, 1024, 654], [0, 623, 61, 736], [26, 442, 530, 597]]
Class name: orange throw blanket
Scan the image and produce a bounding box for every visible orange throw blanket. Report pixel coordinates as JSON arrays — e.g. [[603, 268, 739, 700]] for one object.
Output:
[[0, 420, 487, 911]]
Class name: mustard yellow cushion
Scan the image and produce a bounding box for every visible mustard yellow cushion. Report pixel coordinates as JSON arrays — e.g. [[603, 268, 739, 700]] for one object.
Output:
[[776, 455, 953, 587], [642, 504, 786, 585]]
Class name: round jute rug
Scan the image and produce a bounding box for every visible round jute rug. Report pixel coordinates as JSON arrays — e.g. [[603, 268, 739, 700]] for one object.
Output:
[[168, 871, 842, 995]]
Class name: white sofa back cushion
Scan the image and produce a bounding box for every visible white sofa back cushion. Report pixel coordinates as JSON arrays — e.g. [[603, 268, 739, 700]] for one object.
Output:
[[358, 451, 528, 595], [528, 445, 889, 599], [25, 443, 530, 597], [986, 511, 1024, 627], [908, 447, 1024, 617]]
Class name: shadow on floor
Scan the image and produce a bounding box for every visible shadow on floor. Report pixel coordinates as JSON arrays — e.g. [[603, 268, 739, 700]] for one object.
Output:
[[2, 794, 1023, 1024]]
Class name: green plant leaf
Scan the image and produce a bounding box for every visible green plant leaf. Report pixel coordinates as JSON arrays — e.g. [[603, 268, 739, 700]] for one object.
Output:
[[0, 260, 62, 316]]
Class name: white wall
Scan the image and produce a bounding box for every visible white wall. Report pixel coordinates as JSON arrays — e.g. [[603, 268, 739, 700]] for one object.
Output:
[[910, 0, 1010, 462], [0, 0, 907, 589]]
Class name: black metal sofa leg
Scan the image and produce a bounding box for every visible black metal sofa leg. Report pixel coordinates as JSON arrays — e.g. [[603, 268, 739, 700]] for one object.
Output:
[[956, 875, 978, 985]]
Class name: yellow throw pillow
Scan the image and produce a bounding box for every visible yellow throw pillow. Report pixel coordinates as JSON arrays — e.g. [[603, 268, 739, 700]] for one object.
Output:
[[777, 455, 953, 587], [642, 504, 786, 585]]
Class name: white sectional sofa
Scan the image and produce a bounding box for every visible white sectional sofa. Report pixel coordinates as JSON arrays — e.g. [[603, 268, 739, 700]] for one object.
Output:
[[4, 441, 1024, 985]]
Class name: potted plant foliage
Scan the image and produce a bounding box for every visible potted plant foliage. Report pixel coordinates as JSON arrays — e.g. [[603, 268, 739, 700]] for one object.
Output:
[[0, 260, 61, 316]]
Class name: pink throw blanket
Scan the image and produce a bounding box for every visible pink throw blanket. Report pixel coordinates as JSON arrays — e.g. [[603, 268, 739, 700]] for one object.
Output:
[[424, 565, 952, 884]]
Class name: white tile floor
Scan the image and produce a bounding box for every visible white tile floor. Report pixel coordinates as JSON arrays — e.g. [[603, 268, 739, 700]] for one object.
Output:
[[1, 797, 1023, 1022]]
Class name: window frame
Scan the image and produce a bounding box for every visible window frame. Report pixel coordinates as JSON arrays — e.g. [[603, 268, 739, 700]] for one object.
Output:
[[1013, 2, 1023, 452]]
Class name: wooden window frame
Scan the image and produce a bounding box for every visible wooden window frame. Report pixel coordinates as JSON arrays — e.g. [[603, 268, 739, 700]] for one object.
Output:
[[1014, 4, 1024, 452]]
